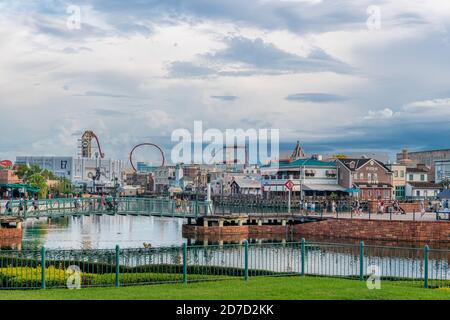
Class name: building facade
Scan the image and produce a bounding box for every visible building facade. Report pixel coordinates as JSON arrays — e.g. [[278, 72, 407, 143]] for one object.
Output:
[[260, 158, 345, 198], [230, 176, 262, 195], [336, 158, 393, 201], [15, 156, 124, 190], [404, 166, 441, 199], [386, 163, 406, 200]]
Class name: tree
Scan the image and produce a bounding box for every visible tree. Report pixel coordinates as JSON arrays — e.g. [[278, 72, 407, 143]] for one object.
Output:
[[26, 173, 48, 199], [54, 178, 73, 195], [333, 154, 347, 159], [15, 164, 60, 198]]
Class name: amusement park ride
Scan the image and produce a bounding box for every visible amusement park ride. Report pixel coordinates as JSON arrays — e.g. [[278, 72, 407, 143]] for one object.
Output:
[[78, 130, 167, 192], [79, 130, 106, 191]]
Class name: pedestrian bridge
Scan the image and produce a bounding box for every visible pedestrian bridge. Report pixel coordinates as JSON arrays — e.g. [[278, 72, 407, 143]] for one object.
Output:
[[0, 197, 212, 219]]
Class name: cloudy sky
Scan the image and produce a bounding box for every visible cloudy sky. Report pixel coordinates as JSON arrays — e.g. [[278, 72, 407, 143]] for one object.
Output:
[[1, 0, 450, 163]]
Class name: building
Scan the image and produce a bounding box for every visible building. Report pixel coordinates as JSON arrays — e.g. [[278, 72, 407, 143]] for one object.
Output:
[[230, 176, 262, 195], [136, 162, 157, 173], [15, 156, 124, 191], [435, 159, 450, 183], [0, 170, 21, 185], [336, 158, 393, 201], [404, 166, 441, 199], [386, 163, 406, 200], [406, 165, 430, 183], [260, 157, 345, 198], [153, 165, 176, 194], [396, 148, 450, 182], [124, 169, 154, 192]]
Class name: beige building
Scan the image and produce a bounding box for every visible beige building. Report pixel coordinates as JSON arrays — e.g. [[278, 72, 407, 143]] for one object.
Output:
[[386, 163, 406, 200]]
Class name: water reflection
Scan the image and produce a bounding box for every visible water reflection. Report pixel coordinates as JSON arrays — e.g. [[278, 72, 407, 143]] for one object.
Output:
[[22, 215, 184, 249], [17, 216, 450, 250]]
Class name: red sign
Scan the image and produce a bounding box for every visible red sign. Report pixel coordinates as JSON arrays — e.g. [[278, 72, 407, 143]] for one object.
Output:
[[0, 160, 13, 169], [285, 180, 294, 190]]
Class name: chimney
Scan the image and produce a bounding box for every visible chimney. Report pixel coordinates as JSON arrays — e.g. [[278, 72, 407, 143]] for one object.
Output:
[[402, 148, 408, 160]]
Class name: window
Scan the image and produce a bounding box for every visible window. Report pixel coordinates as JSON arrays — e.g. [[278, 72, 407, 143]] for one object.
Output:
[[416, 190, 420, 197], [359, 173, 363, 180], [61, 160, 67, 169], [384, 190, 389, 198], [369, 173, 377, 182], [420, 174, 425, 181], [409, 174, 414, 181], [394, 170, 398, 178]]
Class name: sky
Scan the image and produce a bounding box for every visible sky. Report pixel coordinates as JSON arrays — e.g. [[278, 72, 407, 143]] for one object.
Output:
[[1, 0, 450, 164]]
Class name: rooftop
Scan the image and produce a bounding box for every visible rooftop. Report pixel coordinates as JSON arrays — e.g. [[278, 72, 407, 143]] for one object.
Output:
[[338, 158, 391, 172], [406, 182, 441, 189], [261, 158, 336, 170]]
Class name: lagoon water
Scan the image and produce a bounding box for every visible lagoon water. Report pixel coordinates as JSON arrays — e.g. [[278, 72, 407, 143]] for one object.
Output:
[[22, 215, 185, 250]]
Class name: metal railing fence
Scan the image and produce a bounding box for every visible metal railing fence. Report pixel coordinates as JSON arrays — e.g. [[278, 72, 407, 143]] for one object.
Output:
[[0, 240, 448, 290]]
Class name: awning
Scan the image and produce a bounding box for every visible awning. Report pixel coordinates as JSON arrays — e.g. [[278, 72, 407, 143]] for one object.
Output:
[[303, 184, 347, 192], [168, 187, 183, 193], [0, 183, 40, 193], [345, 188, 360, 193]]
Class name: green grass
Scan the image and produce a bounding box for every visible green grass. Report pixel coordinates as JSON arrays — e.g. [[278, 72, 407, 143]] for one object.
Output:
[[0, 276, 449, 300]]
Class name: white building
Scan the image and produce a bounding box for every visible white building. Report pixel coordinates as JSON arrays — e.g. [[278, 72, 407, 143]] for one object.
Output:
[[15, 156, 124, 189], [404, 166, 441, 199], [260, 158, 346, 197]]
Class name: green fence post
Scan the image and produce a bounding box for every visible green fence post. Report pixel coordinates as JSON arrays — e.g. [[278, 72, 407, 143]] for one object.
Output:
[[359, 241, 364, 281], [244, 240, 249, 281], [424, 245, 429, 289], [115, 245, 120, 287], [301, 238, 305, 276], [183, 243, 187, 284], [41, 246, 46, 289]]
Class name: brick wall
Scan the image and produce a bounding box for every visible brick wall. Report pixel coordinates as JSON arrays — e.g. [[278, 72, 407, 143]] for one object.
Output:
[[293, 219, 449, 242], [182, 224, 249, 236], [183, 219, 450, 243], [0, 228, 22, 239]]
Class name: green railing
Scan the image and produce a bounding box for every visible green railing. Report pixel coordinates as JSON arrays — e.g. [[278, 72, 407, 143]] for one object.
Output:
[[0, 197, 211, 219], [0, 240, 448, 290]]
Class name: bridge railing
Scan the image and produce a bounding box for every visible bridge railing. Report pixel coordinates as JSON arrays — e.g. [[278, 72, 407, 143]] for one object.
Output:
[[0, 240, 448, 290], [0, 197, 211, 218]]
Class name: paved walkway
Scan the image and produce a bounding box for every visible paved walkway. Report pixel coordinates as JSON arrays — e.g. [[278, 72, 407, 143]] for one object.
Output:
[[306, 211, 449, 222]]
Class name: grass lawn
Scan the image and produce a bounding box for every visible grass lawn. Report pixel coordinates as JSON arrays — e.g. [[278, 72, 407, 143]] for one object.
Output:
[[0, 277, 449, 300]]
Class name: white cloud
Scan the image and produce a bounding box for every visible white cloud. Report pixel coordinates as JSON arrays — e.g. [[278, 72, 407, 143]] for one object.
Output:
[[364, 108, 398, 120]]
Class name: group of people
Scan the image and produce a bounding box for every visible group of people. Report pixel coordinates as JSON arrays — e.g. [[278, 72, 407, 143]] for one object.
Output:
[[73, 194, 118, 211], [1, 196, 40, 215], [298, 200, 338, 215], [174, 197, 191, 212]]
